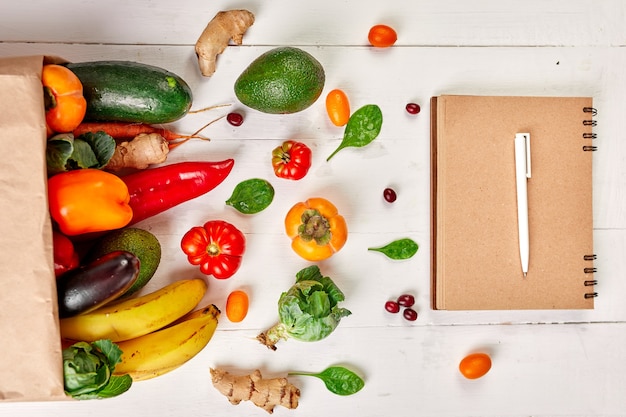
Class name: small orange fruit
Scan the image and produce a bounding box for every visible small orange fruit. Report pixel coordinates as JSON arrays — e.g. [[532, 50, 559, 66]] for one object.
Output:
[[459, 353, 492, 379]]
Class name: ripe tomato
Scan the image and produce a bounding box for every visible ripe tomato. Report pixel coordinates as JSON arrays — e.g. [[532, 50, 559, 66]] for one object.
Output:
[[368, 24, 398, 48], [271, 140, 312, 180], [325, 89, 350, 126], [226, 290, 249, 322], [459, 353, 492, 379]]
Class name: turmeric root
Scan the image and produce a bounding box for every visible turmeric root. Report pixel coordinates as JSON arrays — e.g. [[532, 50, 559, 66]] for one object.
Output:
[[210, 368, 300, 414], [105, 133, 169, 171], [195, 9, 255, 76]]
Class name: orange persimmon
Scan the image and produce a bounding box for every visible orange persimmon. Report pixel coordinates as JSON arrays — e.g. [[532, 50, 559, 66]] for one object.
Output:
[[284, 197, 348, 261], [42, 64, 87, 134]]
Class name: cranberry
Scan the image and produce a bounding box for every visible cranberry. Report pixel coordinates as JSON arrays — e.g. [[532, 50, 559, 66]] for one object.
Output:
[[405, 103, 421, 114], [385, 300, 400, 314], [397, 294, 415, 308], [403, 307, 418, 321], [227, 112, 244, 126], [383, 187, 397, 203]]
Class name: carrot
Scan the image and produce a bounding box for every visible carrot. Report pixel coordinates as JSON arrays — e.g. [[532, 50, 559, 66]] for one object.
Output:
[[72, 122, 201, 142]]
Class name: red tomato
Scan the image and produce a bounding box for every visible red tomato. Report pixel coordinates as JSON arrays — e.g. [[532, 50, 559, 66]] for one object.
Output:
[[459, 353, 492, 379], [180, 220, 246, 279], [368, 24, 398, 48], [271, 140, 312, 180]]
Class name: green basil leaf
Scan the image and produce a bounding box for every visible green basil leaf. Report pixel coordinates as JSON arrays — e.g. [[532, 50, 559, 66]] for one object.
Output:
[[327, 104, 383, 161], [368, 238, 419, 260], [226, 178, 275, 214], [289, 366, 365, 396]]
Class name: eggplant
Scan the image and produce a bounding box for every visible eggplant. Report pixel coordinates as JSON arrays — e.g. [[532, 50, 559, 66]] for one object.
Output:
[[56, 250, 140, 318]]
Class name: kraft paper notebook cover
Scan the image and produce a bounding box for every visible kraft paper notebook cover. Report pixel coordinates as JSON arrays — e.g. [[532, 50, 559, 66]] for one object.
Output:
[[430, 95, 597, 310]]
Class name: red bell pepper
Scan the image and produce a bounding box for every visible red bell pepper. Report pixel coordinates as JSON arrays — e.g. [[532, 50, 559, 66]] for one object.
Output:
[[180, 220, 245, 279], [121, 159, 235, 225], [52, 230, 80, 277]]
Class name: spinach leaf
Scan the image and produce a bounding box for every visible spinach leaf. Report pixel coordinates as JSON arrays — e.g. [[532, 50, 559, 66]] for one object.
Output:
[[289, 366, 365, 396], [368, 238, 419, 260], [327, 104, 383, 161], [226, 178, 275, 214]]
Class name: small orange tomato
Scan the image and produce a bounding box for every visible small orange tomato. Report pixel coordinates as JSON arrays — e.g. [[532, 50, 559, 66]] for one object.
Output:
[[42, 64, 87, 134], [325, 89, 351, 127], [226, 290, 249, 322], [368, 24, 398, 48], [459, 353, 492, 379], [285, 197, 348, 261]]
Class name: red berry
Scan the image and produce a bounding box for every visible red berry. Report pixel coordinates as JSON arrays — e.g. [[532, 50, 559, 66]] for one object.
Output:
[[383, 187, 397, 203], [403, 307, 418, 321], [397, 294, 415, 307], [406, 103, 420, 114], [385, 300, 400, 313], [227, 112, 244, 126]]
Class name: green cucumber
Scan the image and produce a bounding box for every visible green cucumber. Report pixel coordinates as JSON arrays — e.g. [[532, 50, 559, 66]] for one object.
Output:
[[66, 60, 193, 124]]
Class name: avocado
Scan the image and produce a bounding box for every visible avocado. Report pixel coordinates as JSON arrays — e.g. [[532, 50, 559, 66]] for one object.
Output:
[[87, 228, 161, 297], [234, 47, 325, 114]]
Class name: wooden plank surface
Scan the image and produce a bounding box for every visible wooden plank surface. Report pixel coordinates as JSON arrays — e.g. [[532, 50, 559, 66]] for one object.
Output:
[[0, 1, 624, 415]]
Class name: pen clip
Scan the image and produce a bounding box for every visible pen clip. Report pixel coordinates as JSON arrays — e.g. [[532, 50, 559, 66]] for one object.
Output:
[[516, 133, 531, 178]]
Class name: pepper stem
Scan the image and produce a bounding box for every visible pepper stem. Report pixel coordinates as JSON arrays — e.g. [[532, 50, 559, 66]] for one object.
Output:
[[297, 209, 331, 245]]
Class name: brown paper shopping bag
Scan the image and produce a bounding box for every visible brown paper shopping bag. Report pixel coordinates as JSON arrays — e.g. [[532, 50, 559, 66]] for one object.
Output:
[[0, 55, 66, 401]]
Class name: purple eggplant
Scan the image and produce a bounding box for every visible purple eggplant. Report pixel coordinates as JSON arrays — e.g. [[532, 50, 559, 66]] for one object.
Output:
[[56, 250, 140, 318]]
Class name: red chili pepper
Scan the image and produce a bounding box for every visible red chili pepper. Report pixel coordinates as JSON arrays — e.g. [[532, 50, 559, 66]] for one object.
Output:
[[180, 220, 246, 279], [120, 159, 235, 225], [52, 230, 80, 277], [271, 140, 312, 180]]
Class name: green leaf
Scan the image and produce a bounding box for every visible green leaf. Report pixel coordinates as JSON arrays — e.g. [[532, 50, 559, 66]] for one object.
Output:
[[289, 366, 365, 396], [46, 131, 116, 175], [327, 104, 383, 161], [368, 238, 419, 260], [226, 178, 275, 214], [93, 375, 133, 398]]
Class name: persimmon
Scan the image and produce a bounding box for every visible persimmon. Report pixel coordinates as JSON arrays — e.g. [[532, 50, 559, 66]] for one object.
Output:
[[42, 64, 87, 134], [284, 197, 348, 261]]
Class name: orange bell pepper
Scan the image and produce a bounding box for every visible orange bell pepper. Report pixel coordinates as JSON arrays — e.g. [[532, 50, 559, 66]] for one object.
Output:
[[42, 64, 87, 134], [48, 169, 133, 236], [284, 197, 348, 261]]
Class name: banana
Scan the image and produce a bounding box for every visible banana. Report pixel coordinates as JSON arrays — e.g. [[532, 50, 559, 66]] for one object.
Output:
[[59, 278, 208, 343], [113, 304, 220, 381]]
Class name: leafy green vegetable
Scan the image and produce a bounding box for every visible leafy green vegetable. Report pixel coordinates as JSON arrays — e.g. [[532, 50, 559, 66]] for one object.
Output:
[[226, 178, 275, 214], [326, 104, 383, 161], [289, 366, 365, 396], [257, 265, 351, 350], [62, 339, 132, 400], [46, 132, 116, 175], [368, 238, 419, 260]]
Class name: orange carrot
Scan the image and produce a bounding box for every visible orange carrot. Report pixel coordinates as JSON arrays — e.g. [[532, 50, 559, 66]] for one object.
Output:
[[72, 122, 198, 142]]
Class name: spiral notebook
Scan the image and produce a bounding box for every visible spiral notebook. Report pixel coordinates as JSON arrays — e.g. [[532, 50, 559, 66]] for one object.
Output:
[[430, 95, 597, 310]]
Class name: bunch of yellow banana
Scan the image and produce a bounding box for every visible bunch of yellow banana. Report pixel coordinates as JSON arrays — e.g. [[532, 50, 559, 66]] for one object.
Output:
[[60, 278, 220, 381]]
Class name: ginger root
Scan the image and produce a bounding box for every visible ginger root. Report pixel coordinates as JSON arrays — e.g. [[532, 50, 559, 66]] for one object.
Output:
[[210, 368, 300, 414], [195, 9, 255, 76], [105, 133, 169, 171]]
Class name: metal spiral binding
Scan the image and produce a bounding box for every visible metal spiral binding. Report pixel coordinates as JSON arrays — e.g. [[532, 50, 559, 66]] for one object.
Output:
[[583, 253, 597, 299], [582, 107, 597, 151]]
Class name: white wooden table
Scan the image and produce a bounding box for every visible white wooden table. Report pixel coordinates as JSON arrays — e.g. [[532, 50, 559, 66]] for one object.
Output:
[[1, 1, 625, 415]]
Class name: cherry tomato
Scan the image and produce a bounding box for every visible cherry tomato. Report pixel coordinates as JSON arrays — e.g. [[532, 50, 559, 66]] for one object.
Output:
[[459, 353, 492, 379], [325, 89, 351, 127], [368, 24, 398, 48], [226, 290, 249, 322]]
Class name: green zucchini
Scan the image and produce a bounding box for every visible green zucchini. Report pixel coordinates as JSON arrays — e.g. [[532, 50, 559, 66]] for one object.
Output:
[[66, 60, 193, 124]]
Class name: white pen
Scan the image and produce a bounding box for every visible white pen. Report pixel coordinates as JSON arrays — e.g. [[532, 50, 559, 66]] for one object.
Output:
[[514, 133, 531, 277]]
